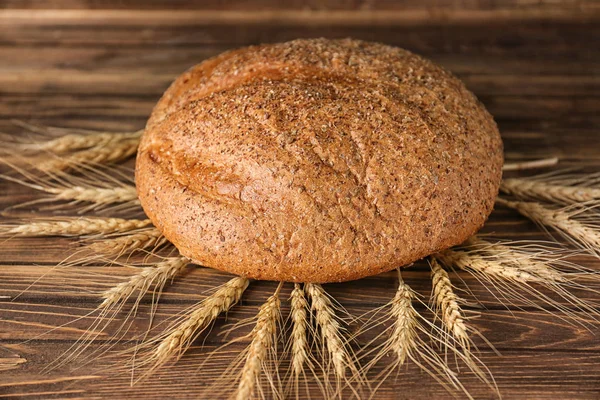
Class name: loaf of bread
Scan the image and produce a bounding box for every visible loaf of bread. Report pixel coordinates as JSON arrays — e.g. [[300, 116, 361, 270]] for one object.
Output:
[[136, 38, 503, 283]]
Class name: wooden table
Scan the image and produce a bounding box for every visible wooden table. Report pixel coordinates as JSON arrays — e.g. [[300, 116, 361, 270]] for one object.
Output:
[[1, 1, 599, 399]]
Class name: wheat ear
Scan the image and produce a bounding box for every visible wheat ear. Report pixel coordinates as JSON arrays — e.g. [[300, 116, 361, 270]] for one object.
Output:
[[1, 172, 138, 205], [501, 177, 600, 205], [361, 270, 477, 399], [10, 125, 142, 155], [460, 236, 600, 321], [0, 161, 139, 212], [45, 256, 191, 372], [502, 157, 558, 171], [497, 197, 600, 257], [436, 248, 541, 283], [436, 246, 600, 324], [290, 283, 310, 378], [100, 256, 190, 310], [36, 133, 141, 171], [305, 283, 350, 381], [236, 284, 282, 400], [85, 227, 168, 257], [429, 258, 470, 350], [51, 185, 138, 204], [0, 217, 151, 237], [465, 236, 566, 283], [388, 272, 420, 366], [142, 277, 249, 376]]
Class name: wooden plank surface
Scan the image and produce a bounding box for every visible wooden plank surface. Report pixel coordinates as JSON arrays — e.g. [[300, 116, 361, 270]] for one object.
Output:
[[1, 1, 599, 399]]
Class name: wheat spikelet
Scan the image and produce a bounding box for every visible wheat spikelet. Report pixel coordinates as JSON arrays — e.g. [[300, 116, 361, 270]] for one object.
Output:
[[100, 256, 190, 310], [501, 177, 600, 205], [497, 198, 600, 257], [86, 227, 167, 256], [144, 277, 249, 376], [305, 283, 349, 381], [236, 285, 281, 400], [0, 217, 151, 237], [429, 258, 470, 350]]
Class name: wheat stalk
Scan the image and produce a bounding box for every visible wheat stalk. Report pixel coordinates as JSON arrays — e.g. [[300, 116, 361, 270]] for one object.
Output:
[[429, 258, 470, 349], [236, 285, 281, 400], [100, 256, 190, 310], [149, 277, 249, 372], [86, 227, 167, 256], [501, 178, 600, 205], [45, 256, 191, 372], [497, 197, 600, 257], [305, 283, 349, 380], [1, 217, 151, 237]]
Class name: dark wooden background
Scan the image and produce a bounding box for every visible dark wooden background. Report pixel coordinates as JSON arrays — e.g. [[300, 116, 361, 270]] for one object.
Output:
[[1, 1, 599, 399]]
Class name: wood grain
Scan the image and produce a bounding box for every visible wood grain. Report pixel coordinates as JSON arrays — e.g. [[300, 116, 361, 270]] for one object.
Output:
[[0, 1, 599, 399]]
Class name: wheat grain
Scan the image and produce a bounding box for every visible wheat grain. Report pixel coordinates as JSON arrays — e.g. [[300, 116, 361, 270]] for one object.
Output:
[[429, 258, 470, 349], [236, 286, 281, 400], [1, 217, 151, 237], [100, 256, 189, 310], [151, 277, 249, 371], [290, 283, 309, 378], [501, 178, 600, 205], [305, 283, 348, 379], [497, 198, 600, 257], [86, 227, 167, 255]]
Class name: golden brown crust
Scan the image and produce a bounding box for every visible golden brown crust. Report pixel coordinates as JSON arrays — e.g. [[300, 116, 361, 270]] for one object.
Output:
[[136, 38, 503, 283]]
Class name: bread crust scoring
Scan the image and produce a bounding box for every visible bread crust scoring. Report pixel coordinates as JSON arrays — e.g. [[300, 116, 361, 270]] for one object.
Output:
[[136, 38, 503, 283]]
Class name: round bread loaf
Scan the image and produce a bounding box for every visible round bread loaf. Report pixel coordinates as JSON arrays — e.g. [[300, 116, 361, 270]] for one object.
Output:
[[136, 38, 503, 283]]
